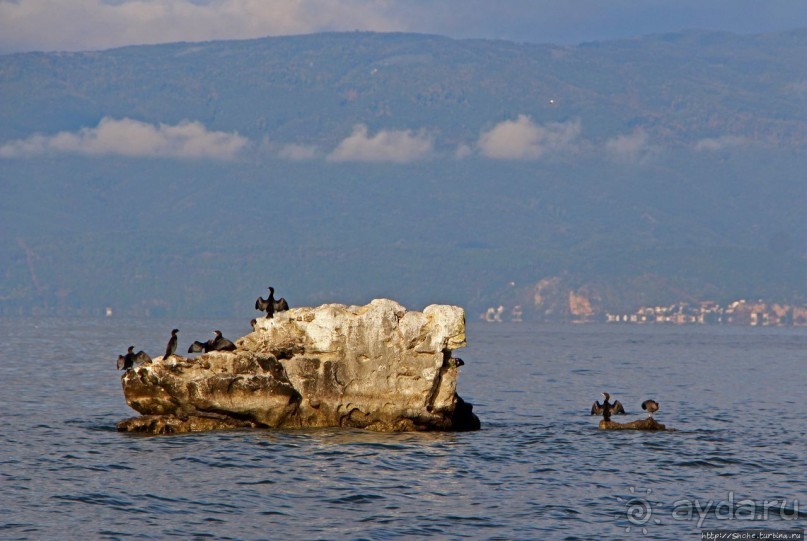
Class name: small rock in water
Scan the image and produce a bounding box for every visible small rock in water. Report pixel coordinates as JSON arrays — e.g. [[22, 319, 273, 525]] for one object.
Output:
[[598, 417, 668, 431]]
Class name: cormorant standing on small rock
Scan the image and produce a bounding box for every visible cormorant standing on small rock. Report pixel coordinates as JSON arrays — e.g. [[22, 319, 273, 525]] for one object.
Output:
[[591, 392, 625, 417], [250, 319, 257, 331], [602, 392, 613, 422], [164, 329, 178, 361], [642, 399, 659, 417]]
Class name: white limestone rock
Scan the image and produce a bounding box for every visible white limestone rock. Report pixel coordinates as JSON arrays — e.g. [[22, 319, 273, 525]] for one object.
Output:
[[118, 299, 479, 434]]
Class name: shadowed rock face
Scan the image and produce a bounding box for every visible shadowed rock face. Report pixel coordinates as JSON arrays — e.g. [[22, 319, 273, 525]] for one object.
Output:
[[118, 299, 480, 434]]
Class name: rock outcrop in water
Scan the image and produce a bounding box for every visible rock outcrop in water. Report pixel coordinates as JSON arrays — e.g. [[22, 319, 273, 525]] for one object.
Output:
[[117, 299, 480, 435], [599, 417, 667, 430]]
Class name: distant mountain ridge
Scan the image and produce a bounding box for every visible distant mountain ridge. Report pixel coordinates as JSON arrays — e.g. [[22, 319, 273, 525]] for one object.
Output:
[[1, 30, 805, 318], [4, 30, 807, 146]]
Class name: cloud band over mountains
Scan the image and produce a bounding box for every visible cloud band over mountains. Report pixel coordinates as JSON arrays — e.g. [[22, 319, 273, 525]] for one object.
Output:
[[0, 114, 756, 163], [0, 117, 249, 160]]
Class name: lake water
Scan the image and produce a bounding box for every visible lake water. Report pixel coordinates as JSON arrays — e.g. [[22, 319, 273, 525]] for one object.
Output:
[[0, 317, 804, 540]]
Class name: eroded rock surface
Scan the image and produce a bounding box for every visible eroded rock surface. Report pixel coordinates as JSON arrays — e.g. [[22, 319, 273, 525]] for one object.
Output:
[[118, 299, 480, 434], [599, 417, 668, 430]]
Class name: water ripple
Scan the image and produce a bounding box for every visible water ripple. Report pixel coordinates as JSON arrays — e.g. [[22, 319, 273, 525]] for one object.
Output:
[[1, 319, 805, 539]]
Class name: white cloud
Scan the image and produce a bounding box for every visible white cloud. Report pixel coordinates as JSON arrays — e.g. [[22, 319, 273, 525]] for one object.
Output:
[[327, 124, 434, 163], [0, 0, 405, 53], [454, 143, 473, 159], [0, 117, 249, 159], [694, 135, 748, 151], [604, 129, 652, 161], [477, 115, 580, 160], [278, 143, 319, 161]]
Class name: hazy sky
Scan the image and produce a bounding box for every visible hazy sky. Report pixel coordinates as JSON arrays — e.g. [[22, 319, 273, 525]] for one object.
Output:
[[2, 0, 807, 54]]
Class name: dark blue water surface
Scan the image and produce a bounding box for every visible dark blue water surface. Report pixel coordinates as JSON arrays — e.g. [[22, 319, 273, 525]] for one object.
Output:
[[0, 318, 804, 540]]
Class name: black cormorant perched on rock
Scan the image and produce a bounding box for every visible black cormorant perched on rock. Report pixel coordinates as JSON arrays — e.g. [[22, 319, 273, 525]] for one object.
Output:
[[116, 346, 135, 370], [117, 346, 151, 370], [187, 340, 210, 354], [163, 329, 178, 361], [211, 330, 236, 351], [255, 292, 274, 318], [255, 286, 289, 318], [591, 392, 625, 419], [250, 319, 257, 331], [641, 399, 659, 416], [188, 331, 236, 353]]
